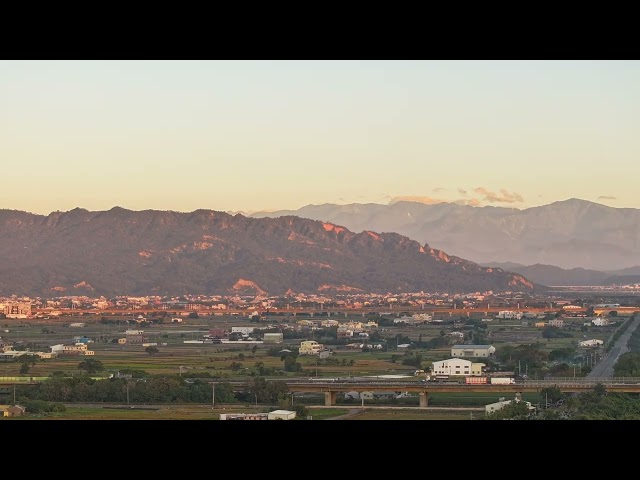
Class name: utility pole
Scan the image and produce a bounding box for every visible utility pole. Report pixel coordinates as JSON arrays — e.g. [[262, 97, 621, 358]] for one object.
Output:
[[212, 382, 215, 408]]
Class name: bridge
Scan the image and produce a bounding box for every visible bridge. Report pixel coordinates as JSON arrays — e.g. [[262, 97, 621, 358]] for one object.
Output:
[[4, 376, 640, 407], [31, 306, 559, 318], [282, 378, 640, 407]]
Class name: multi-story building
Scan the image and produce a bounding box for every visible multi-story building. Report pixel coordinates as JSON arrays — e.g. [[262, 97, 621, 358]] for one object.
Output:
[[430, 358, 486, 377], [125, 330, 148, 344], [299, 340, 324, 355], [2, 302, 32, 319]]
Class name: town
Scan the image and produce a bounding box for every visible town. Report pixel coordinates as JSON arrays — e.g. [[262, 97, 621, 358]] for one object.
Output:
[[1, 288, 638, 420]]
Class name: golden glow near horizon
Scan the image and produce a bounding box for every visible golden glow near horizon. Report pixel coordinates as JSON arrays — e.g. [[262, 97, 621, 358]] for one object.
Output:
[[1, 60, 639, 215]]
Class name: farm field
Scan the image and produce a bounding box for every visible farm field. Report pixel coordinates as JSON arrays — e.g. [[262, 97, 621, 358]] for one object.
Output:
[[0, 312, 622, 419], [0, 312, 617, 380]]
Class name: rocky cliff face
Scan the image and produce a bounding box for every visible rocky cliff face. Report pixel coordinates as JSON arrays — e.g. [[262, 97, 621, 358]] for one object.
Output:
[[0, 207, 537, 296]]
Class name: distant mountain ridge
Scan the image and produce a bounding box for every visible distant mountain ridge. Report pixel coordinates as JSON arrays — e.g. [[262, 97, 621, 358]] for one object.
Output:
[[251, 198, 640, 270], [0, 207, 538, 297], [479, 262, 640, 286]]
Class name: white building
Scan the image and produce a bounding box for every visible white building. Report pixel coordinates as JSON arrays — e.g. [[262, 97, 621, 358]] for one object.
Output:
[[579, 339, 604, 347], [592, 317, 610, 326], [431, 358, 473, 377], [231, 326, 255, 335], [267, 409, 296, 420], [485, 396, 535, 415], [125, 330, 145, 336], [451, 344, 496, 358]]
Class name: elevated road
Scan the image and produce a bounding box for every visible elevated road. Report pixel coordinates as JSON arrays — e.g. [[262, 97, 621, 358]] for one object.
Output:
[[283, 378, 640, 406], [32, 306, 558, 317]]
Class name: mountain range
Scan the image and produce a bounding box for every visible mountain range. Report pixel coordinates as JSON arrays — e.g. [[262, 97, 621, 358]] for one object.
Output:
[[0, 207, 537, 297], [251, 198, 640, 271], [479, 262, 640, 287]]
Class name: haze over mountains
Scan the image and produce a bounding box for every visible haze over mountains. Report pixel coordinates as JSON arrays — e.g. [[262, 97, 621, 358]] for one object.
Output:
[[480, 262, 640, 287], [0, 208, 537, 297], [252, 198, 640, 272]]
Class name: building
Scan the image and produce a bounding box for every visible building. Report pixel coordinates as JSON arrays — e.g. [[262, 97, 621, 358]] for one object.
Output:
[[497, 311, 523, 319], [320, 319, 339, 327], [337, 327, 354, 339], [219, 413, 268, 420], [263, 333, 283, 344], [592, 317, 610, 326], [548, 319, 564, 328], [35, 352, 57, 359], [69, 322, 86, 328], [318, 349, 332, 359], [231, 326, 255, 335], [579, 339, 604, 347], [125, 330, 148, 344], [431, 358, 486, 377], [451, 344, 496, 358], [2, 302, 32, 319], [299, 340, 324, 355], [485, 395, 535, 415], [267, 409, 296, 420], [0, 405, 26, 417]]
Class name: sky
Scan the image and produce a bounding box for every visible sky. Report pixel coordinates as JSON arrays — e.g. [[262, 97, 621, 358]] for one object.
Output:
[[1, 60, 639, 215]]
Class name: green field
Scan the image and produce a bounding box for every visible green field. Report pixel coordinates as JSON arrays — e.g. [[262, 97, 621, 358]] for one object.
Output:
[[0, 312, 620, 419]]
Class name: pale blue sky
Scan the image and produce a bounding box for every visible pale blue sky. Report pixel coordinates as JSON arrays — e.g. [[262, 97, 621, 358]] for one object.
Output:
[[1, 60, 638, 214]]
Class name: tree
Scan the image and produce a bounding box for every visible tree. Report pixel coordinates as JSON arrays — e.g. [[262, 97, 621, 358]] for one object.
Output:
[[484, 401, 533, 420], [593, 383, 607, 397], [188, 312, 199, 319], [252, 345, 258, 357], [283, 355, 301, 372], [145, 346, 159, 355], [540, 386, 564, 405], [78, 358, 104, 375]]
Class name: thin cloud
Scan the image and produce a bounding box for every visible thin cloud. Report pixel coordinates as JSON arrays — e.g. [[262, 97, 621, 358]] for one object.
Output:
[[473, 187, 524, 204], [597, 195, 617, 200], [458, 188, 468, 196], [432, 187, 445, 193], [454, 198, 481, 206], [389, 196, 444, 205]]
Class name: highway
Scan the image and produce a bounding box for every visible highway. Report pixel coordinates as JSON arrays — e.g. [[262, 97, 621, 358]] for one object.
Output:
[[588, 315, 640, 379]]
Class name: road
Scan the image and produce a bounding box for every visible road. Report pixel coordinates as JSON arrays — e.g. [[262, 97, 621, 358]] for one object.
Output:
[[588, 316, 640, 379]]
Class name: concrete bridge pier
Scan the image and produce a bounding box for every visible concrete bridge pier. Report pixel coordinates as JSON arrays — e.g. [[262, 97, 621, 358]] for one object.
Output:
[[324, 391, 337, 406], [419, 391, 429, 407]]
